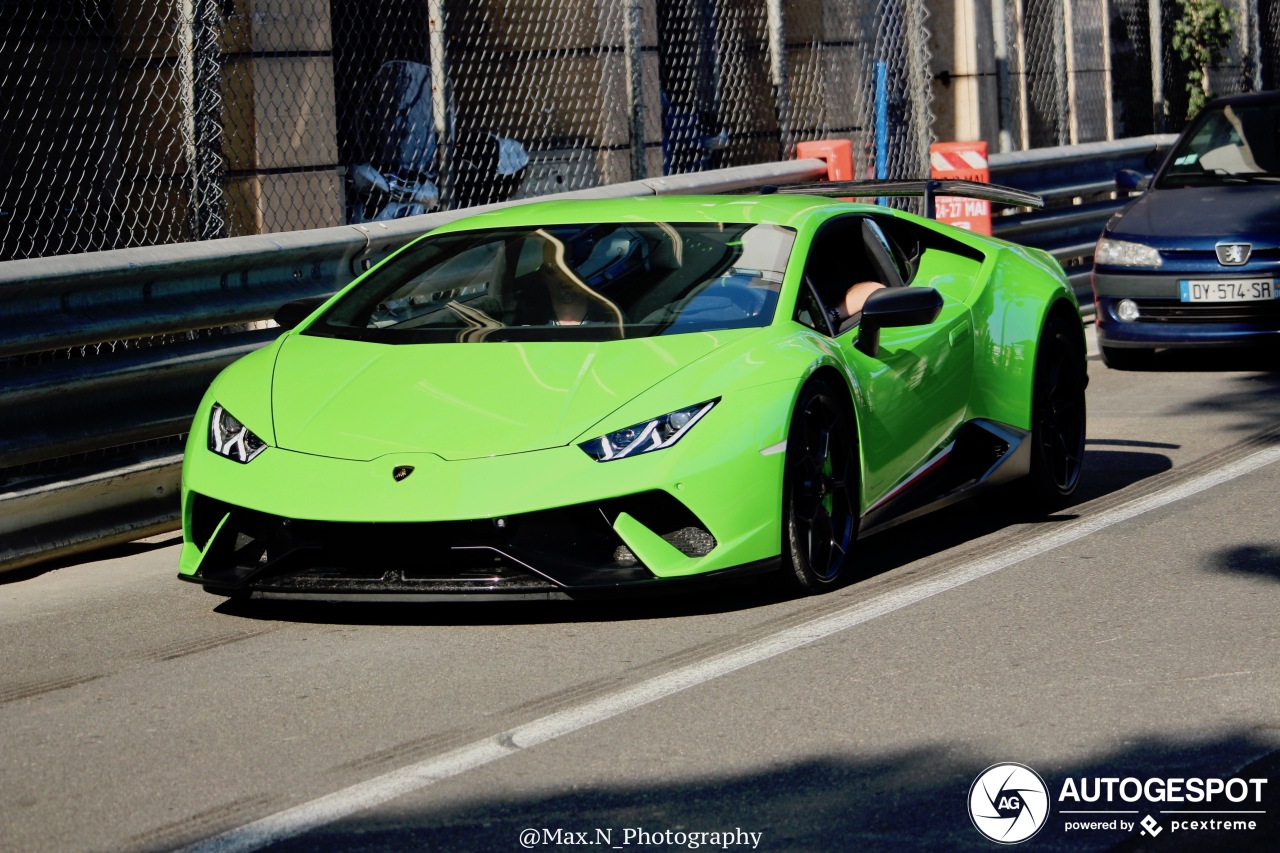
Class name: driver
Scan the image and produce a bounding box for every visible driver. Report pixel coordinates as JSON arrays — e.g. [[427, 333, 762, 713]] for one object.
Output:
[[531, 230, 624, 326], [831, 280, 886, 326]]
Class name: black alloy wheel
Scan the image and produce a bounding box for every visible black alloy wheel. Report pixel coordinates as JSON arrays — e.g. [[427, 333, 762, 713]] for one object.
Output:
[[1028, 313, 1087, 507], [782, 379, 859, 592]]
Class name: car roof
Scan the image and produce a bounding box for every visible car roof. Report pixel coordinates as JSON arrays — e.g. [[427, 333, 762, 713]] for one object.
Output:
[[429, 193, 882, 235], [1201, 88, 1280, 109]]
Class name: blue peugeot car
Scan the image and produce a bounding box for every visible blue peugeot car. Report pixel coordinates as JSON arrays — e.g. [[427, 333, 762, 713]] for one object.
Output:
[[1093, 90, 1280, 368]]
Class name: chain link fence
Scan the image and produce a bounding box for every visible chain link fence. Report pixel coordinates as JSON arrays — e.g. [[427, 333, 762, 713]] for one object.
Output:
[[1266, 0, 1280, 89], [3, 1, 1278, 262], [999, 0, 1275, 150], [1, 0, 933, 262]]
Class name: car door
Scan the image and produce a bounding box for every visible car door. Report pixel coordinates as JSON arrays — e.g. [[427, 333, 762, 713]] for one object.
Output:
[[799, 214, 974, 506]]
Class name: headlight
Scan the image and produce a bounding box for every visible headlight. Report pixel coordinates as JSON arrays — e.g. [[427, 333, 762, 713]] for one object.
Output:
[[1095, 237, 1162, 268], [579, 399, 718, 462], [209, 404, 268, 463]]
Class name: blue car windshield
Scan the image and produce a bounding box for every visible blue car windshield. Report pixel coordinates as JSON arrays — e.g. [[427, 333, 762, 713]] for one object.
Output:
[[1158, 102, 1280, 188], [307, 222, 795, 343]]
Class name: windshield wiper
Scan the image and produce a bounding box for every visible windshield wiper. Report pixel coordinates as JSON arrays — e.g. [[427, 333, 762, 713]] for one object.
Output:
[[1223, 171, 1280, 184], [1163, 168, 1280, 187]]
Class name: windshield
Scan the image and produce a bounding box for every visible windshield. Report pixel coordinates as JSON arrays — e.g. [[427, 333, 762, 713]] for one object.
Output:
[[307, 222, 795, 343], [1157, 102, 1280, 188]]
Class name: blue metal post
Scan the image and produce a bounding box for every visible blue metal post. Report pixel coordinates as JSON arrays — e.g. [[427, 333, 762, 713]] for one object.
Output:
[[875, 60, 888, 204]]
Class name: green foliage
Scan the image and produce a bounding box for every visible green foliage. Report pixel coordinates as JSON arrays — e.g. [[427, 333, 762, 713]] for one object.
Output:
[[1169, 0, 1235, 118]]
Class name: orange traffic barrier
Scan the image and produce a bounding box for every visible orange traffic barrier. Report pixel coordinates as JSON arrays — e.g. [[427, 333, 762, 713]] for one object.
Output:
[[929, 141, 991, 234], [795, 139, 854, 182]]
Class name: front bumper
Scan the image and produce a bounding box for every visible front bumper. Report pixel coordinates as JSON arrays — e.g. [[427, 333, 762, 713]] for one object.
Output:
[[1093, 270, 1280, 348], [180, 490, 784, 600], [179, 383, 793, 598]]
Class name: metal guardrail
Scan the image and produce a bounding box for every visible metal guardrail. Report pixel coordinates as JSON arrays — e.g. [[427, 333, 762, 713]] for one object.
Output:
[[990, 134, 1178, 295], [0, 138, 1176, 573]]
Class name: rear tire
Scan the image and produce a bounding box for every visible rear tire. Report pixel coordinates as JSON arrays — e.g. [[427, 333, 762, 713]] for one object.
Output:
[[1027, 312, 1087, 509], [781, 379, 859, 593], [1099, 344, 1154, 370]]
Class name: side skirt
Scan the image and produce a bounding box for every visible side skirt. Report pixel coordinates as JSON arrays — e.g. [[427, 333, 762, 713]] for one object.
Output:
[[857, 419, 1031, 538]]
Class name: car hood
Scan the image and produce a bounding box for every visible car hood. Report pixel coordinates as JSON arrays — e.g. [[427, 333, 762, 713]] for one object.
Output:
[[1109, 185, 1280, 251], [270, 330, 757, 461]]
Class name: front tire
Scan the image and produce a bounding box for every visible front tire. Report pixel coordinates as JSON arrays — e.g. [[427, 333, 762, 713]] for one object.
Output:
[[1027, 312, 1087, 508], [782, 379, 859, 593]]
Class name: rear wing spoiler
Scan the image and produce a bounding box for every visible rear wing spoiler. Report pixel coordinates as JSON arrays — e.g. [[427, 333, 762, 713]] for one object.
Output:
[[770, 179, 1044, 217]]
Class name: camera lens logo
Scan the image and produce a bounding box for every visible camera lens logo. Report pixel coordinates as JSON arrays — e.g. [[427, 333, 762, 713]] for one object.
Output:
[[969, 763, 1050, 844]]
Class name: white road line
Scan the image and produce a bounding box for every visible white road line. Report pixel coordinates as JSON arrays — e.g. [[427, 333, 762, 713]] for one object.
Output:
[[180, 444, 1280, 853]]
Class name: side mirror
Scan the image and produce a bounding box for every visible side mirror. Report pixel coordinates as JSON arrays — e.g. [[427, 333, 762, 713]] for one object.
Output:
[[1115, 169, 1150, 193], [274, 295, 329, 330], [855, 287, 944, 357]]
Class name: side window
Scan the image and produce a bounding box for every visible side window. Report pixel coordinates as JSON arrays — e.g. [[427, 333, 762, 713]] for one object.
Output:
[[796, 216, 880, 337], [794, 280, 833, 335]]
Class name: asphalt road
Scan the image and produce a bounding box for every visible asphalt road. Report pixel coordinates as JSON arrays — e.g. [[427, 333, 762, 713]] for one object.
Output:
[[3, 338, 1279, 853]]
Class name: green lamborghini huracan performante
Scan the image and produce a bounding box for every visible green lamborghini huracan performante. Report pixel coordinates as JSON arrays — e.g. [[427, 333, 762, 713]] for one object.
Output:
[[178, 188, 1086, 601]]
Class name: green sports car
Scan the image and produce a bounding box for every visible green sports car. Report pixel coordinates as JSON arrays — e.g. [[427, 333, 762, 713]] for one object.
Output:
[[178, 190, 1086, 600]]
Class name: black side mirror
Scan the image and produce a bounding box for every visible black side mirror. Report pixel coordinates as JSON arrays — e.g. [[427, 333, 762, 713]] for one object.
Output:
[[274, 295, 329, 330], [855, 287, 944, 357], [1115, 169, 1150, 193]]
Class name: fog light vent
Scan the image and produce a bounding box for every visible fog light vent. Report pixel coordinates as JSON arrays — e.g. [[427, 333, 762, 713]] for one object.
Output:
[[612, 526, 716, 565], [662, 526, 717, 558]]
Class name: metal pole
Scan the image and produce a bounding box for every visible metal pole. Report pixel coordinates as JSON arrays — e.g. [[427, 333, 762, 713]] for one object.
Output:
[[625, 0, 647, 179], [1102, 0, 1115, 140], [1244, 0, 1263, 91], [1149, 0, 1164, 131], [428, 0, 456, 209], [181, 0, 198, 232], [1014, 0, 1030, 149], [992, 0, 1015, 152], [765, 0, 793, 159], [906, 0, 932, 180], [1063, 0, 1079, 144], [1053, 0, 1071, 146], [189, 0, 227, 240], [875, 60, 888, 204]]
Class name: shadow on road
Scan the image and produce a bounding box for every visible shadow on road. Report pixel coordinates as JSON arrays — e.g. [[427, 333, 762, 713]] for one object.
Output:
[[1096, 350, 1280, 436], [0, 534, 182, 587], [1207, 544, 1280, 584], [133, 733, 1279, 853], [851, 446, 1173, 576], [1073, 448, 1174, 505], [1171, 374, 1280, 437], [1098, 346, 1280, 375], [214, 578, 793, 627]]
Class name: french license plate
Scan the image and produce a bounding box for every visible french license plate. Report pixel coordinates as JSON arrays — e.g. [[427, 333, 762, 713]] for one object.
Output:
[[1179, 279, 1278, 302]]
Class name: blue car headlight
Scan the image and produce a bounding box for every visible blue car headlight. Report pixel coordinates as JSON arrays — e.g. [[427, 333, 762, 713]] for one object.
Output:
[[579, 399, 718, 462], [208, 404, 268, 463], [1095, 237, 1162, 268]]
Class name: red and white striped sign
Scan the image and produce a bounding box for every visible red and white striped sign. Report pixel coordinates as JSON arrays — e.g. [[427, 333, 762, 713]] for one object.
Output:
[[929, 141, 991, 235]]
